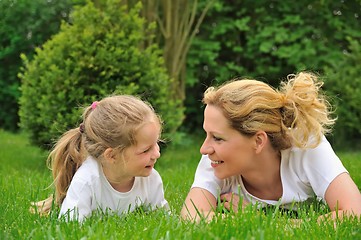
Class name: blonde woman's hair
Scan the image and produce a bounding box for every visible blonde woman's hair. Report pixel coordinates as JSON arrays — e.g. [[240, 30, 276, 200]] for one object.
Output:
[[203, 72, 335, 151], [32, 95, 161, 215]]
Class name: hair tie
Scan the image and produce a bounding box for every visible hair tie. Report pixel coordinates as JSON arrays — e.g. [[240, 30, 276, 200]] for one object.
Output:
[[79, 123, 85, 133], [91, 101, 99, 110]]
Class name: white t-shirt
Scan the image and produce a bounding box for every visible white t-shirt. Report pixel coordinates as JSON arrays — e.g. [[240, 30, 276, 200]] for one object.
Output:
[[59, 156, 169, 221], [191, 136, 348, 209]]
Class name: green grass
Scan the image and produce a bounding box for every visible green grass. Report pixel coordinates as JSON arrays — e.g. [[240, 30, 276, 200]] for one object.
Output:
[[0, 129, 360, 239]]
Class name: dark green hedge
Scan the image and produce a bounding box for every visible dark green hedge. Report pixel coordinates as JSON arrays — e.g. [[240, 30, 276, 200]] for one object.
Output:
[[0, 0, 73, 131]]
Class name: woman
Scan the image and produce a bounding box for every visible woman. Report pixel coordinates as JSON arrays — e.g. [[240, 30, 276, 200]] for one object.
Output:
[[181, 72, 361, 222]]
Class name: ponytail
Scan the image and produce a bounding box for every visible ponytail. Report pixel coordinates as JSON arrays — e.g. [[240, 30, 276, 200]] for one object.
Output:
[[31, 127, 85, 215], [279, 72, 336, 148]]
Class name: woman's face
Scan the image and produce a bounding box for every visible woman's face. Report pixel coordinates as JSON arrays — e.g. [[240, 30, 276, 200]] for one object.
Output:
[[200, 105, 257, 179]]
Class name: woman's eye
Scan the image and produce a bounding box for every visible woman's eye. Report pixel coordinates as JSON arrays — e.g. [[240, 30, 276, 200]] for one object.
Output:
[[213, 136, 223, 142]]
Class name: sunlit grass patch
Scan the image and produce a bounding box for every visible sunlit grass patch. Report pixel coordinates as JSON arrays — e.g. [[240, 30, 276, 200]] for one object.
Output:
[[0, 130, 360, 239]]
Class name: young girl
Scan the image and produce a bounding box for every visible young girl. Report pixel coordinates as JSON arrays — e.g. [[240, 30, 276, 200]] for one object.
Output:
[[181, 72, 361, 221], [33, 95, 168, 221]]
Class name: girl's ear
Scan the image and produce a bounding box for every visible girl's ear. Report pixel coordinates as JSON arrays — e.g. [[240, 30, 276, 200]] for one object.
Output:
[[254, 131, 268, 154], [103, 148, 116, 163]]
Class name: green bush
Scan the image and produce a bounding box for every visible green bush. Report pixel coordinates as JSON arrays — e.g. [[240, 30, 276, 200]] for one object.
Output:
[[324, 38, 361, 149], [19, 0, 182, 148]]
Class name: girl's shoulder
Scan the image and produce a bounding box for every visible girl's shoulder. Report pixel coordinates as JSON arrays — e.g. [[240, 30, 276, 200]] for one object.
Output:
[[72, 156, 102, 183]]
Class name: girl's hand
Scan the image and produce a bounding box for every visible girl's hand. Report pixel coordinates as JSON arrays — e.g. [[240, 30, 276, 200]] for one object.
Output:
[[220, 192, 249, 213]]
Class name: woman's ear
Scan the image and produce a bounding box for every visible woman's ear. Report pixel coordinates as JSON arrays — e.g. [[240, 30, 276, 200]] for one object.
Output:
[[103, 148, 116, 163], [254, 131, 268, 154]]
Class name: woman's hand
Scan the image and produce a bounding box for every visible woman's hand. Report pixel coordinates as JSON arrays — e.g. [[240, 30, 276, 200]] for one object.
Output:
[[220, 192, 249, 213]]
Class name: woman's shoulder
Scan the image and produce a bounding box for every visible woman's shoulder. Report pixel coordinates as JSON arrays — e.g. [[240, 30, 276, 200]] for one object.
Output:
[[282, 135, 345, 175], [289, 136, 336, 161], [282, 136, 347, 199]]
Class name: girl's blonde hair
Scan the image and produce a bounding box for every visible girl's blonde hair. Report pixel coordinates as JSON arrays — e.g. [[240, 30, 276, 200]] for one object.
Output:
[[203, 72, 335, 151], [32, 95, 161, 214]]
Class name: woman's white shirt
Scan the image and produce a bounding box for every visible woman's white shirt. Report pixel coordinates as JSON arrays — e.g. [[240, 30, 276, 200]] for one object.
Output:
[[191, 136, 347, 208]]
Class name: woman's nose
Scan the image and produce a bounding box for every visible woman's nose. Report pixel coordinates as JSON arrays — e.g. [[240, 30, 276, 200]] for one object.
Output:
[[200, 138, 213, 155]]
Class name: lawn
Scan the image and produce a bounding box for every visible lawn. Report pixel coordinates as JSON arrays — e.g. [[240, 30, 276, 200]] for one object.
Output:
[[0, 129, 360, 239]]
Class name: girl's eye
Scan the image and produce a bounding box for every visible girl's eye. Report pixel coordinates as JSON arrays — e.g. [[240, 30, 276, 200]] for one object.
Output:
[[143, 148, 151, 153]]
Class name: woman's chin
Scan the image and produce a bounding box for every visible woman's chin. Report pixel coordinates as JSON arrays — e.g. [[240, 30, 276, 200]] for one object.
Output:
[[214, 171, 230, 180]]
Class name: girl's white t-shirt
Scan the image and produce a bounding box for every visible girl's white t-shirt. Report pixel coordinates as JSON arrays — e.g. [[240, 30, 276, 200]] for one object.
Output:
[[191, 136, 348, 208], [59, 156, 169, 221]]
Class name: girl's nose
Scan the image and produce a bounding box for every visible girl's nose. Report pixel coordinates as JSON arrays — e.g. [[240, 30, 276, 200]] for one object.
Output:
[[152, 143, 161, 159]]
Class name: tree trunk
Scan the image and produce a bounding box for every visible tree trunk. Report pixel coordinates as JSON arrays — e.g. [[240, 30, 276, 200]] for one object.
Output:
[[123, 0, 214, 102]]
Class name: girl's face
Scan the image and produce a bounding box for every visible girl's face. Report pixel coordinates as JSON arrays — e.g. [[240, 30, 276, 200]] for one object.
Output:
[[116, 121, 161, 178], [200, 105, 257, 179]]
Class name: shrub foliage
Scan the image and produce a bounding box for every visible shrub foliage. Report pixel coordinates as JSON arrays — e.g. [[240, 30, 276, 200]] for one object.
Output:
[[19, 0, 182, 147], [324, 38, 361, 148]]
